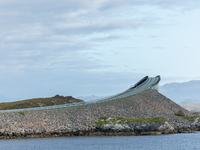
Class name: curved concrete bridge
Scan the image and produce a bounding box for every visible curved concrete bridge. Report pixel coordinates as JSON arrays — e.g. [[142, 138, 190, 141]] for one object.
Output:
[[0, 75, 161, 113], [88, 75, 161, 104]]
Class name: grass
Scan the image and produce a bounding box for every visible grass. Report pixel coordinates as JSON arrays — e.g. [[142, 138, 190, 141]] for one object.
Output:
[[95, 116, 166, 126], [177, 115, 199, 122], [0, 95, 83, 110], [116, 117, 166, 123], [174, 110, 199, 122], [19, 111, 25, 116], [96, 120, 109, 126]]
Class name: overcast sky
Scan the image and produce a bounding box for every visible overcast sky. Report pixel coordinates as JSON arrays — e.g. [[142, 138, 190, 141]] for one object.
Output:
[[0, 0, 200, 101]]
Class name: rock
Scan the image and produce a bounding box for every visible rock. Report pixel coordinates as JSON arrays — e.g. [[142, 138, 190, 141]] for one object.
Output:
[[101, 124, 112, 130], [25, 129, 31, 132], [192, 117, 199, 126], [106, 117, 114, 121], [158, 122, 174, 131], [21, 131, 25, 136], [8, 132, 13, 137], [116, 120, 121, 123], [111, 124, 126, 130], [122, 124, 130, 129], [43, 132, 51, 135]]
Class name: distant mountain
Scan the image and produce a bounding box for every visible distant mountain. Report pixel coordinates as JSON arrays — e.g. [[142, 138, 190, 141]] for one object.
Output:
[[76, 95, 106, 101], [179, 102, 200, 112], [159, 80, 200, 103]]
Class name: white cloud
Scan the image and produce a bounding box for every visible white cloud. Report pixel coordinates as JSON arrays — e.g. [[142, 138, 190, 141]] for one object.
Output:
[[91, 34, 122, 42], [0, 0, 200, 100]]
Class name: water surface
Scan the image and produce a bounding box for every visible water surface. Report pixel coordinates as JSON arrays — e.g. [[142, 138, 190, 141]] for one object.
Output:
[[1, 132, 200, 150]]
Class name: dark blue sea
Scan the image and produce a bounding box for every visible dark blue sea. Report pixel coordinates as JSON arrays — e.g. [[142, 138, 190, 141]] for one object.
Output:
[[1, 132, 200, 150]]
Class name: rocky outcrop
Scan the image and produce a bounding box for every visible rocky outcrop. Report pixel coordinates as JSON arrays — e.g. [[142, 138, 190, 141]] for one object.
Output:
[[0, 117, 182, 139], [191, 117, 200, 130], [96, 117, 175, 133], [158, 122, 174, 131], [0, 89, 198, 139]]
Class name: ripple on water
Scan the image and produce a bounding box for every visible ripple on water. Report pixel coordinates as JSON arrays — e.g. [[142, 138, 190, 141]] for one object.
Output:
[[1, 132, 200, 150]]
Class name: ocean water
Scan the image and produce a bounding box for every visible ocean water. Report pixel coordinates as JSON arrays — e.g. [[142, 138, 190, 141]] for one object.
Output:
[[1, 132, 200, 150]]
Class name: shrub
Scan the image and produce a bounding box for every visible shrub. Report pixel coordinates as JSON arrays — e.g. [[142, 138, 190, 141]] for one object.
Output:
[[175, 110, 185, 117], [19, 111, 25, 116]]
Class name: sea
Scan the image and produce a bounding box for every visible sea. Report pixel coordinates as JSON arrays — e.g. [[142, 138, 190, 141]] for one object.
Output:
[[1, 132, 200, 150]]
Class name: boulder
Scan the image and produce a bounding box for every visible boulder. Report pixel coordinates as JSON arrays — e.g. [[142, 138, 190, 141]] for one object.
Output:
[[158, 122, 174, 131]]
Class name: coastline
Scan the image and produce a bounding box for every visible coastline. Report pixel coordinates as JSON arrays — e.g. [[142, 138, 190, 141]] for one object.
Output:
[[0, 90, 199, 140], [0, 128, 194, 139]]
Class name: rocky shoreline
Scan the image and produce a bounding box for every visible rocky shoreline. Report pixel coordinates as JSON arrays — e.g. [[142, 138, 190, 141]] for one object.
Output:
[[0, 119, 198, 139], [0, 129, 182, 139], [0, 89, 199, 139]]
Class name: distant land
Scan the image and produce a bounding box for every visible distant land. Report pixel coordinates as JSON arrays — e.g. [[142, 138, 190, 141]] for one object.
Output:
[[179, 102, 200, 112], [76, 95, 106, 101], [159, 80, 200, 104], [77, 80, 200, 104], [0, 95, 83, 110], [1, 79, 200, 111], [76, 80, 200, 112]]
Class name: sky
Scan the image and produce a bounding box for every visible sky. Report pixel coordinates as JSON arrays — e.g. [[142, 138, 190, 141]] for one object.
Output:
[[0, 0, 200, 101]]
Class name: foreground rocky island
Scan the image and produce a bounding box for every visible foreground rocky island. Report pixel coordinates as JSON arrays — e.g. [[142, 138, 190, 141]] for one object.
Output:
[[0, 89, 200, 139]]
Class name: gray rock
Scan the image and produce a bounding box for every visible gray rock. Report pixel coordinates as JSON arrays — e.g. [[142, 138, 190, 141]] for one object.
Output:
[[192, 117, 199, 125], [158, 122, 174, 131], [106, 117, 114, 121], [111, 124, 126, 130]]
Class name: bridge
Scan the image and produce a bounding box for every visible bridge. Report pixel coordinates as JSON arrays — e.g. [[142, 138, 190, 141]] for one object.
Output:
[[0, 75, 161, 113]]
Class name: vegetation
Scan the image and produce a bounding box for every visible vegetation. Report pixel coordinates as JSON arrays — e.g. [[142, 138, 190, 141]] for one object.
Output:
[[96, 120, 108, 126], [95, 116, 166, 126], [0, 95, 84, 110], [175, 110, 185, 117], [192, 112, 200, 115], [176, 115, 198, 122], [19, 111, 25, 116], [174, 110, 199, 122]]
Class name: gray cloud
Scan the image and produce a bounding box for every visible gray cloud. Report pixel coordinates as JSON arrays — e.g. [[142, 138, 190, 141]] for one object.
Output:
[[0, 0, 151, 77], [91, 34, 122, 42], [1, 0, 198, 49]]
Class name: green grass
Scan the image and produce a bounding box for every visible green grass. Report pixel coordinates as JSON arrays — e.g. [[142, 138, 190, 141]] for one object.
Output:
[[19, 111, 25, 116], [99, 117, 109, 120], [174, 110, 199, 122], [177, 115, 199, 122], [0, 95, 84, 110], [95, 120, 108, 126], [95, 116, 166, 126], [116, 117, 166, 123]]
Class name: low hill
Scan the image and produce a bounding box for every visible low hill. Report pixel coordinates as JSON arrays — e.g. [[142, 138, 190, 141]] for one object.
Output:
[[76, 95, 106, 101], [0, 94, 84, 110], [160, 80, 200, 103], [180, 102, 200, 112]]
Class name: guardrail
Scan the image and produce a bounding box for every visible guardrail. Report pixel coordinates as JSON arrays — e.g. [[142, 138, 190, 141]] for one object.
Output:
[[0, 75, 161, 113]]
